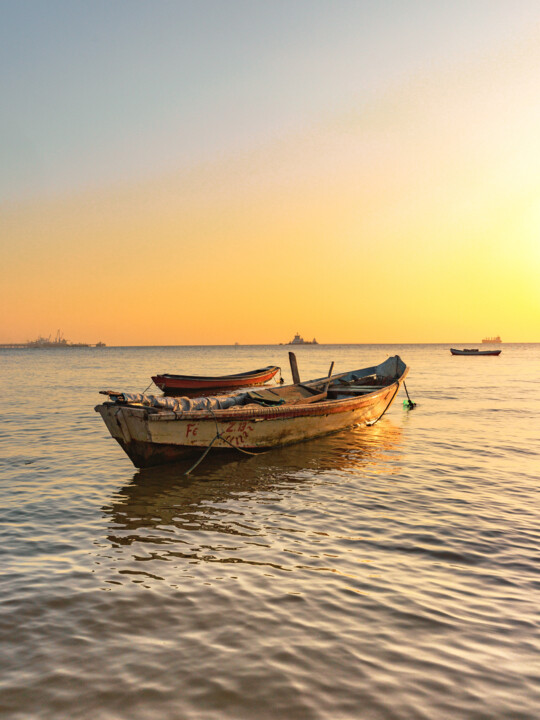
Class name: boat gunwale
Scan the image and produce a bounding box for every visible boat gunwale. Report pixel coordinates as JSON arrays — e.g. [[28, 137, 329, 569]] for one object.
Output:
[[97, 368, 408, 424], [153, 365, 280, 383]]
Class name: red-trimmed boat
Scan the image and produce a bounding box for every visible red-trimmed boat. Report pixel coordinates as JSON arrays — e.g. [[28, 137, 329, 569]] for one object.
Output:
[[96, 356, 409, 468], [450, 348, 501, 356], [152, 365, 281, 395]]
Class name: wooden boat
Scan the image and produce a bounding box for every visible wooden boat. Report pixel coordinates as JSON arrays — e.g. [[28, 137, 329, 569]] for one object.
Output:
[[450, 348, 501, 356], [95, 355, 408, 468], [151, 365, 280, 394]]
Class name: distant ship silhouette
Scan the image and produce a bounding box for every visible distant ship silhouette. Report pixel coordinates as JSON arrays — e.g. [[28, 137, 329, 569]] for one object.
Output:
[[288, 333, 318, 345]]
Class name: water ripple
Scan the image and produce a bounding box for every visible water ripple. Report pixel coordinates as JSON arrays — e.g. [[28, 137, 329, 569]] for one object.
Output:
[[1, 345, 540, 719]]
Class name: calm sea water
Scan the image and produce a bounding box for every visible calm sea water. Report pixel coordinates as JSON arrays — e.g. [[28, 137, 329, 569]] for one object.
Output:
[[1, 343, 539, 720]]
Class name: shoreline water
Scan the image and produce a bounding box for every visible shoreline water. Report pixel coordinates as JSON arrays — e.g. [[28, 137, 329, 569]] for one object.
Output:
[[1, 343, 539, 719]]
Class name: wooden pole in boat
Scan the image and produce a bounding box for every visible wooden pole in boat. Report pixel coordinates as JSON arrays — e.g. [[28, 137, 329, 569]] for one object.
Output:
[[322, 362, 335, 392], [289, 352, 301, 384]]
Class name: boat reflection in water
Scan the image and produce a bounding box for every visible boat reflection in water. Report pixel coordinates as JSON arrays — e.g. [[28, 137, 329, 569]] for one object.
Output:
[[101, 421, 403, 582]]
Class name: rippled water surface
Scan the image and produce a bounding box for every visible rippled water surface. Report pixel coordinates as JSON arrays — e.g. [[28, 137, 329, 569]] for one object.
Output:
[[1, 344, 539, 719]]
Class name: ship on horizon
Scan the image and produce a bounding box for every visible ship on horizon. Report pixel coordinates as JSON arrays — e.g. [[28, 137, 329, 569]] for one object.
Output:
[[482, 336, 502, 344], [288, 332, 318, 345], [24, 330, 106, 348]]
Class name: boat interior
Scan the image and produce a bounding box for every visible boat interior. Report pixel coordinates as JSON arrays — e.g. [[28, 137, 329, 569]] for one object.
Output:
[[157, 365, 279, 381], [99, 356, 406, 413]]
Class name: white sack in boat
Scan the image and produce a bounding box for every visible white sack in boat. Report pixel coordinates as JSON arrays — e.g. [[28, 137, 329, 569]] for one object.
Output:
[[117, 392, 247, 412]]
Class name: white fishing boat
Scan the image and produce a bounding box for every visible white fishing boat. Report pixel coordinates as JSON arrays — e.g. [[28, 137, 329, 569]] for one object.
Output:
[[95, 355, 409, 468]]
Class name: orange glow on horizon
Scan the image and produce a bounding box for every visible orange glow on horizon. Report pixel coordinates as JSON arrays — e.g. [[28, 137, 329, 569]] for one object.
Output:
[[2, 32, 539, 345]]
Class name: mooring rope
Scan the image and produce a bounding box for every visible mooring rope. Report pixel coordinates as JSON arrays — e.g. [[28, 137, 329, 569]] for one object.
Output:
[[368, 379, 415, 425], [402, 381, 416, 409], [366, 382, 402, 426], [272, 367, 284, 384], [183, 405, 268, 475], [183, 434, 221, 475], [141, 380, 154, 395]]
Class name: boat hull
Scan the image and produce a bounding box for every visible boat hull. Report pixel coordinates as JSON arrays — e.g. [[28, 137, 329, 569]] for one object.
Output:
[[450, 349, 501, 356], [152, 366, 280, 394], [96, 378, 405, 468]]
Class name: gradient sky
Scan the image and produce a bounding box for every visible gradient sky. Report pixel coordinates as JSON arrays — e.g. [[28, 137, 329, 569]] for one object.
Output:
[[1, 0, 539, 344]]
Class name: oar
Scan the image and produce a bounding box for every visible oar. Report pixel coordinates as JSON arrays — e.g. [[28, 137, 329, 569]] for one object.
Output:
[[289, 351, 301, 384]]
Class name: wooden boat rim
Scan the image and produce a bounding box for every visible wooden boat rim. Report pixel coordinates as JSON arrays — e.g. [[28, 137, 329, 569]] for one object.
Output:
[[100, 367, 408, 424], [154, 365, 280, 382]]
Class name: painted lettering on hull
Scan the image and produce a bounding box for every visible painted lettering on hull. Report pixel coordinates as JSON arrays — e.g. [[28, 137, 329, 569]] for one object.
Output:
[[223, 421, 255, 446], [183, 420, 256, 446]]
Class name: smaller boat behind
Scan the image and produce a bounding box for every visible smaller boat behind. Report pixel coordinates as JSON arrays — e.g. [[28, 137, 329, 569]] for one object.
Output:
[[450, 348, 501, 356], [152, 365, 281, 395]]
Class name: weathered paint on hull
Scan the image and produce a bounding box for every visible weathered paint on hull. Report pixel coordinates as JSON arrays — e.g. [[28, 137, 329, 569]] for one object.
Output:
[[96, 381, 403, 468]]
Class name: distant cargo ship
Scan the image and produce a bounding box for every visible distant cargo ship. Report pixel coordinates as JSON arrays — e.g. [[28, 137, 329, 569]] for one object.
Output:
[[288, 333, 318, 345], [27, 331, 88, 348], [24, 331, 106, 348], [482, 336, 501, 344]]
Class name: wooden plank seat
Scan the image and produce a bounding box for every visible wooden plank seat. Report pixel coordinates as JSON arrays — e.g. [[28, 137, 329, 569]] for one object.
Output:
[[327, 385, 387, 398], [246, 385, 326, 405]]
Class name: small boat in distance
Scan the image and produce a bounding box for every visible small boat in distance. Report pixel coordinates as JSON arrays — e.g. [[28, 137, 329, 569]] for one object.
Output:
[[97, 355, 409, 468], [288, 333, 318, 345], [152, 366, 281, 395], [450, 348, 501, 356], [482, 336, 502, 343]]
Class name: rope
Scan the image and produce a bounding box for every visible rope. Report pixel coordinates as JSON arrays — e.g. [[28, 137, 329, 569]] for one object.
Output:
[[141, 380, 154, 395], [273, 367, 284, 385], [183, 434, 220, 475], [403, 381, 416, 409], [207, 404, 269, 455], [366, 382, 401, 426], [183, 404, 268, 475], [219, 435, 266, 456]]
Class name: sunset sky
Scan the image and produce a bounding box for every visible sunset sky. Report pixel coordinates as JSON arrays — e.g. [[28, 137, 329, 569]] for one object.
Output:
[[1, 0, 539, 345]]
